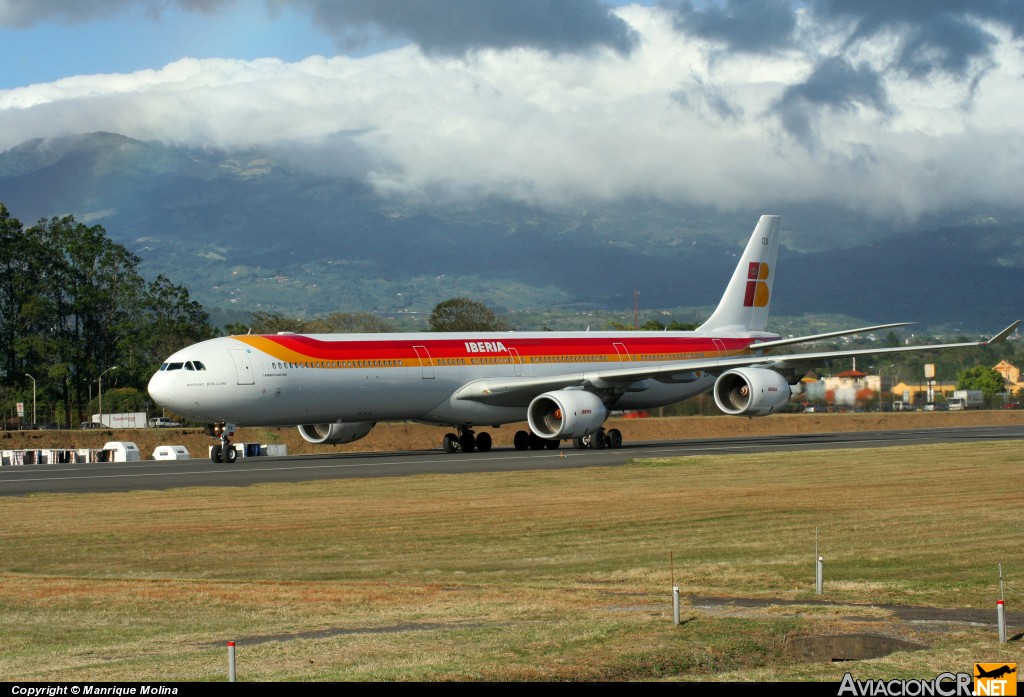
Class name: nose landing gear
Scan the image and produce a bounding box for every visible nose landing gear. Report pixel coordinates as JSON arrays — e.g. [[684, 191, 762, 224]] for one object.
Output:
[[206, 422, 238, 463]]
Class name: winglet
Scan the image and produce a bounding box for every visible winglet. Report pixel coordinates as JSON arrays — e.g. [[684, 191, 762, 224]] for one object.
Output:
[[985, 320, 1021, 345]]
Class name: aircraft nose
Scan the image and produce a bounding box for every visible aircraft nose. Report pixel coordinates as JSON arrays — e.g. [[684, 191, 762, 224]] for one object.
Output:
[[148, 369, 173, 407]]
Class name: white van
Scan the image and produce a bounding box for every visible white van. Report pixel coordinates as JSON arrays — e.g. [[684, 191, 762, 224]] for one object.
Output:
[[149, 417, 181, 428]]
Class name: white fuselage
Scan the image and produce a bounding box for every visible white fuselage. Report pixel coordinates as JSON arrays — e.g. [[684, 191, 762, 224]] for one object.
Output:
[[147, 330, 767, 428]]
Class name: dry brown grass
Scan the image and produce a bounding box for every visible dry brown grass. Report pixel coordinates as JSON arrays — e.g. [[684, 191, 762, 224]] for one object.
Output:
[[3, 409, 1022, 457], [0, 435, 1021, 681]]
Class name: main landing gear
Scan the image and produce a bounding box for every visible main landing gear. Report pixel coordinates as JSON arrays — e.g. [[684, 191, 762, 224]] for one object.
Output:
[[572, 427, 622, 450], [440, 426, 624, 453], [207, 422, 237, 464], [512, 430, 560, 451], [442, 427, 493, 454]]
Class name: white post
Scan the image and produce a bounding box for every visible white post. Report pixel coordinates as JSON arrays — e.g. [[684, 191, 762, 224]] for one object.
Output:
[[673, 586, 680, 625], [997, 564, 1006, 643], [228, 641, 236, 682], [816, 556, 824, 594], [997, 600, 1006, 643]]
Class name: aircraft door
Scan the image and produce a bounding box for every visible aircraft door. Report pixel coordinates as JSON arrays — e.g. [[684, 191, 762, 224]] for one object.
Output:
[[229, 349, 255, 385], [508, 348, 524, 377], [613, 342, 631, 364], [413, 346, 435, 379]]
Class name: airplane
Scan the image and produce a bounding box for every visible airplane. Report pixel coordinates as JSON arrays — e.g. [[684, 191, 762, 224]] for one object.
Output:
[[147, 215, 1020, 464], [975, 665, 1016, 680]]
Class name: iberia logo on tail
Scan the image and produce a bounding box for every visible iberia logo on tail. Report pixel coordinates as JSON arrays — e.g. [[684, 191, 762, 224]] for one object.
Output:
[[744, 262, 770, 307]]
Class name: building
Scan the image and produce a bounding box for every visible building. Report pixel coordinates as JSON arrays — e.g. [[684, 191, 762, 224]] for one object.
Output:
[[993, 361, 1023, 397], [891, 381, 957, 406]]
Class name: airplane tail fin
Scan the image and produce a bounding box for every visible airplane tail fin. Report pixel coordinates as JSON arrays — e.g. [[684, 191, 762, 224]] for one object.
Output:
[[698, 215, 782, 333]]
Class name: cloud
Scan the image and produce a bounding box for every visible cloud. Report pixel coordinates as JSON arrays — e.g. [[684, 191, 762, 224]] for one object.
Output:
[[0, 3, 1022, 228], [773, 56, 891, 148], [285, 0, 639, 56], [811, 0, 1024, 75], [665, 0, 798, 54], [0, 0, 232, 26]]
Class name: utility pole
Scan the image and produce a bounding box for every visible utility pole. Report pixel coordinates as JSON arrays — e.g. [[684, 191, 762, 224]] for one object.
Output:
[[98, 366, 118, 425], [25, 373, 36, 425]]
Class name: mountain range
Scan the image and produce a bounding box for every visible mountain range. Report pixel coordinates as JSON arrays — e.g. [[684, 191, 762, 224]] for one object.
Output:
[[1, 132, 1020, 333]]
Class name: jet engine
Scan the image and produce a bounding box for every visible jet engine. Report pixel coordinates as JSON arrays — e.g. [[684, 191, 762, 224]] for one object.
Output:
[[298, 421, 376, 445], [527, 390, 607, 440], [713, 368, 791, 416]]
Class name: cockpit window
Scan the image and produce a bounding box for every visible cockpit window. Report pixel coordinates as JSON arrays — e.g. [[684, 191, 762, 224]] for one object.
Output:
[[162, 360, 206, 371]]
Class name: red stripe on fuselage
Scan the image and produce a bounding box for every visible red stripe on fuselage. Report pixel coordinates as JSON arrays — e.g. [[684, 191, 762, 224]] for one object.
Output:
[[234, 334, 760, 363]]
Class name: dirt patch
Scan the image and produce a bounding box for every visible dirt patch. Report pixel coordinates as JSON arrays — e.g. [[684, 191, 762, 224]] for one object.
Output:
[[692, 595, 1022, 661], [787, 633, 927, 662], [3, 410, 1022, 459]]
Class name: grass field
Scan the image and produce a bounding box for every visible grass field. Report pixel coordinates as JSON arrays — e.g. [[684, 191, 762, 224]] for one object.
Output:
[[0, 440, 1021, 682]]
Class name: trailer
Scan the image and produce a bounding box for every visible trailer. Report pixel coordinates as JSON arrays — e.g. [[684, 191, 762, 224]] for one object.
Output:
[[91, 412, 147, 428]]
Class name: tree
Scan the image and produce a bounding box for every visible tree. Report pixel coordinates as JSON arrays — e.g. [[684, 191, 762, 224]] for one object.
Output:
[[0, 204, 32, 382], [242, 310, 392, 334], [319, 312, 393, 333], [0, 204, 215, 425], [138, 274, 216, 377], [606, 319, 699, 331], [428, 298, 509, 332], [956, 366, 1005, 403]]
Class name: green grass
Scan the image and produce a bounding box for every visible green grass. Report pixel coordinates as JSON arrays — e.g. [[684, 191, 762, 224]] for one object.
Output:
[[0, 441, 1020, 681]]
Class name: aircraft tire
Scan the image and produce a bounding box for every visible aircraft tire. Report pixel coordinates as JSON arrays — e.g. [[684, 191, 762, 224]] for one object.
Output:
[[607, 429, 623, 449], [476, 432, 492, 452], [573, 436, 588, 449], [224, 446, 237, 463], [513, 431, 530, 451], [211, 444, 223, 463], [459, 433, 476, 453], [545, 439, 559, 450], [528, 434, 545, 450], [443, 433, 459, 453], [589, 431, 606, 449]]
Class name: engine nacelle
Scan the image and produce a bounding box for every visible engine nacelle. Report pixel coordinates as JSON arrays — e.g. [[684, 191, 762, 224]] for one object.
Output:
[[713, 368, 791, 416], [527, 390, 607, 440], [298, 421, 376, 445]]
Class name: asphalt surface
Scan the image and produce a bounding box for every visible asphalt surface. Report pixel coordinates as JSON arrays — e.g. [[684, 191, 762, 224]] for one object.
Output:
[[1, 424, 1021, 496]]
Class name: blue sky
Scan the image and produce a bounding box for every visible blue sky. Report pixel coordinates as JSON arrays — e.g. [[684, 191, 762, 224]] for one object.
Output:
[[1, 1, 1022, 228], [0, 0, 653, 89], [0, 3, 338, 89]]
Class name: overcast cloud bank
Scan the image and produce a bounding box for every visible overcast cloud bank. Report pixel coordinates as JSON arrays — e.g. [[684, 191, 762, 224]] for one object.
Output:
[[1, 1, 1022, 222]]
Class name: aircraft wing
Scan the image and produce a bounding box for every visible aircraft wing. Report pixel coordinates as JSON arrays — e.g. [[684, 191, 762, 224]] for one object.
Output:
[[454, 321, 1020, 407], [747, 322, 912, 351]]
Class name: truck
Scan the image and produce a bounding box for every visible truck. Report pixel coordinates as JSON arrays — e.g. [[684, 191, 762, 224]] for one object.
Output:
[[948, 389, 984, 410], [90, 412, 147, 428]]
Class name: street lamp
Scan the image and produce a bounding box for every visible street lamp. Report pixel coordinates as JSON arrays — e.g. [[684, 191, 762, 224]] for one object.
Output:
[[880, 364, 895, 412], [98, 366, 118, 425], [24, 373, 36, 426]]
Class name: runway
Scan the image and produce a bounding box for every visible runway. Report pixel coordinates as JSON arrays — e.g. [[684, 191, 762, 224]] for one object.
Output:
[[1, 424, 1021, 496]]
